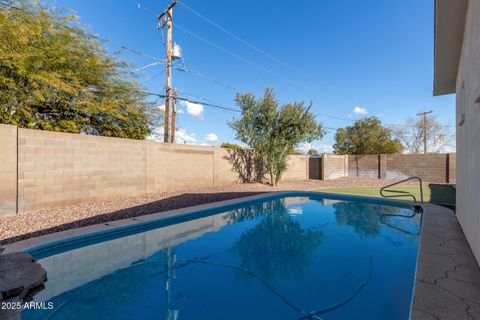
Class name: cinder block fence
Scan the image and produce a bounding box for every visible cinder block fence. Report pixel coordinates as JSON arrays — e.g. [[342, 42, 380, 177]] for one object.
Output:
[[308, 154, 456, 183], [0, 124, 311, 216], [0, 124, 456, 216]]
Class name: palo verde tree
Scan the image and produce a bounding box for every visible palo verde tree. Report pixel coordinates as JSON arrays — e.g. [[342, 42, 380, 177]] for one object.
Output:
[[0, 0, 160, 139], [333, 117, 403, 155], [230, 88, 325, 186]]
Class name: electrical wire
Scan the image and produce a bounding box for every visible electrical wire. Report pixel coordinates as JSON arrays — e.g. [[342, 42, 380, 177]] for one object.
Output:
[[3, 1, 454, 131], [177, 1, 321, 84], [175, 89, 240, 112], [141, 71, 166, 84], [174, 22, 299, 86], [175, 66, 238, 92]]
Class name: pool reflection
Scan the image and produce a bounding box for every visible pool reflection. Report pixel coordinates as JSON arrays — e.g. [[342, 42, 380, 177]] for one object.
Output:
[[23, 196, 421, 320]]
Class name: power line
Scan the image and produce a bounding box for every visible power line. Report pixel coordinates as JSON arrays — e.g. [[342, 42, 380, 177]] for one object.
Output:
[[174, 23, 299, 86], [141, 71, 166, 84], [315, 111, 454, 129], [177, 1, 320, 84], [175, 89, 240, 113], [127, 0, 320, 92], [177, 96, 240, 113], [174, 66, 238, 91], [126, 0, 296, 85]]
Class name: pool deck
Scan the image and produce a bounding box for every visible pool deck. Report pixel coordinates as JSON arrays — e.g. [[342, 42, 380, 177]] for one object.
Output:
[[1, 192, 479, 320], [412, 203, 480, 320]]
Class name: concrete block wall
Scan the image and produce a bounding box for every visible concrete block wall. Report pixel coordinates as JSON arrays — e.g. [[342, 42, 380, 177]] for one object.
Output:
[[322, 155, 348, 180], [348, 155, 380, 178], [385, 154, 450, 183], [17, 128, 146, 213], [320, 153, 456, 183], [283, 155, 309, 180], [0, 125, 311, 215], [0, 125, 17, 216], [145, 142, 215, 194], [213, 147, 240, 186]]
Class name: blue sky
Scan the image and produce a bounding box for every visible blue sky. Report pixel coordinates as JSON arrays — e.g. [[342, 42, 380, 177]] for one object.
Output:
[[47, 0, 455, 152]]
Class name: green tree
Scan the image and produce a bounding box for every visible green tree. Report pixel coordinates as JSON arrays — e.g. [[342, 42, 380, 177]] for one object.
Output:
[[0, 0, 160, 139], [230, 88, 325, 186], [220, 142, 243, 150], [231, 200, 324, 281], [333, 117, 403, 155], [307, 148, 319, 156]]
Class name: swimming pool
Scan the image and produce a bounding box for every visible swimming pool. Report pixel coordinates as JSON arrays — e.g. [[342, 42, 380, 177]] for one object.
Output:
[[22, 192, 423, 320]]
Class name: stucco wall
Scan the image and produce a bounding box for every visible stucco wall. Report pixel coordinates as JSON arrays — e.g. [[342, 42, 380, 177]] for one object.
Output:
[[455, 0, 480, 265]]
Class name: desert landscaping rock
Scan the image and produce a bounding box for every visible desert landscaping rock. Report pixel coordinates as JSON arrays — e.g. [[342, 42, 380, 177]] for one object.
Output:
[[0, 252, 47, 301]]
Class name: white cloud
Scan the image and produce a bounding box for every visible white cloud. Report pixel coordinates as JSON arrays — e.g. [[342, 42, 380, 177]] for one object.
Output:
[[353, 107, 368, 115], [146, 126, 164, 141], [182, 101, 204, 119], [296, 142, 334, 155], [175, 128, 197, 144], [317, 144, 334, 154], [146, 126, 197, 144], [205, 133, 218, 143], [176, 109, 185, 114], [158, 104, 165, 111]]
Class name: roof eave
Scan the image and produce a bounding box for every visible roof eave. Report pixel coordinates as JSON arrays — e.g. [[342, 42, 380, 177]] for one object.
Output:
[[433, 0, 468, 96]]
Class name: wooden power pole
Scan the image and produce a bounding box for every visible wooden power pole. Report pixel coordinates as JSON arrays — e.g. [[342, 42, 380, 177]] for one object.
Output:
[[417, 110, 433, 154], [170, 89, 177, 143], [157, 0, 177, 143]]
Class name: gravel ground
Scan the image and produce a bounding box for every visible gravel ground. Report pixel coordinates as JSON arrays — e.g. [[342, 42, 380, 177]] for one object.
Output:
[[0, 177, 406, 245]]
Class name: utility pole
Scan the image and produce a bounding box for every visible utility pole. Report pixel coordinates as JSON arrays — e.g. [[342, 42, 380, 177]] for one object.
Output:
[[417, 110, 433, 154], [157, 0, 177, 143], [170, 89, 177, 143]]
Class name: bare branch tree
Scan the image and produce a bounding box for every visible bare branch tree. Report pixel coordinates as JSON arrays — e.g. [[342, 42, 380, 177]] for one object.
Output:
[[393, 114, 455, 154]]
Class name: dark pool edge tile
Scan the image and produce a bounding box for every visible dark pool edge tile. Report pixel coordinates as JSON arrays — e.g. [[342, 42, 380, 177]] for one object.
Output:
[[412, 204, 480, 320]]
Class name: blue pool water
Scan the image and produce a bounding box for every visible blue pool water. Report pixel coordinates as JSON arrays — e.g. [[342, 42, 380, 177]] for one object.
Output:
[[23, 193, 422, 320]]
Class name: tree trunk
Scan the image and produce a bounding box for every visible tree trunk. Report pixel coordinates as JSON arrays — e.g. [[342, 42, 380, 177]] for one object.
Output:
[[269, 164, 275, 186]]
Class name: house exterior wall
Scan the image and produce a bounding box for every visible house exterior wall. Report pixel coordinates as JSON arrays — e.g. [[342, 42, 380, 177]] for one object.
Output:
[[455, 0, 480, 265]]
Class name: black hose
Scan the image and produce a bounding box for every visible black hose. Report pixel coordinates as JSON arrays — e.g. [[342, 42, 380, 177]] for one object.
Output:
[[298, 256, 374, 320]]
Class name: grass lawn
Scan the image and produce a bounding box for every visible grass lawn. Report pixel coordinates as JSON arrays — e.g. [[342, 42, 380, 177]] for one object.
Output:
[[317, 184, 456, 205]]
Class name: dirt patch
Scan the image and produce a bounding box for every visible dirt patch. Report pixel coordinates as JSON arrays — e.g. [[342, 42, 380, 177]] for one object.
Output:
[[0, 177, 404, 245]]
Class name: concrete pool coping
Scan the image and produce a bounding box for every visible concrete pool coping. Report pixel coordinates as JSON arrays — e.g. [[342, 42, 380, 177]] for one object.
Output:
[[2, 191, 480, 320]]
